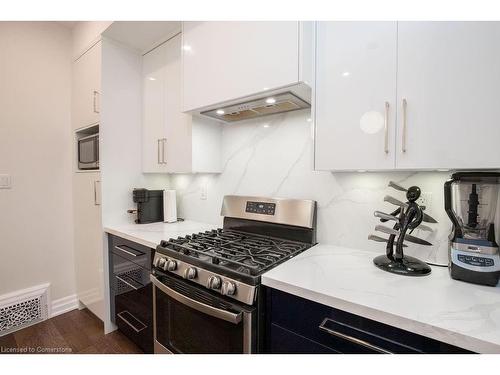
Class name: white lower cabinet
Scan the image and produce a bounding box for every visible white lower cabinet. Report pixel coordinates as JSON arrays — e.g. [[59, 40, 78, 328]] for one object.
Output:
[[142, 33, 221, 173], [315, 21, 500, 171], [73, 171, 104, 320]]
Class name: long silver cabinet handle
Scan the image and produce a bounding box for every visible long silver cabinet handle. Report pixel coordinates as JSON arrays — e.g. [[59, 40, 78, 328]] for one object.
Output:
[[319, 318, 392, 354], [402, 98, 407, 153], [384, 102, 389, 154], [150, 275, 242, 324], [93, 90, 100, 114], [162, 138, 167, 164], [115, 275, 142, 291], [114, 245, 143, 257], [157, 139, 161, 164], [93, 180, 100, 206], [117, 311, 147, 333]]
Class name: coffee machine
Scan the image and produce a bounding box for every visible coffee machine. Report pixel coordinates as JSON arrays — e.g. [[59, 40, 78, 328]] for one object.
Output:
[[444, 172, 500, 286]]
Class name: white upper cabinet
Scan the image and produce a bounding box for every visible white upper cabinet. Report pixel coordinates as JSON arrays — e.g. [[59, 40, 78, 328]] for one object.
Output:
[[181, 21, 311, 112], [72, 41, 101, 130], [314, 22, 397, 171], [142, 34, 221, 173], [396, 22, 500, 170], [142, 41, 169, 173], [315, 21, 500, 171]]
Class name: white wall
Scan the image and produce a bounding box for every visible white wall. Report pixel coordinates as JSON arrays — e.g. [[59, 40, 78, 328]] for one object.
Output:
[[0, 22, 75, 300], [171, 110, 452, 265]]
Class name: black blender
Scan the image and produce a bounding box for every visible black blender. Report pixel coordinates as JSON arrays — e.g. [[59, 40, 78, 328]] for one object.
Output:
[[445, 172, 500, 286]]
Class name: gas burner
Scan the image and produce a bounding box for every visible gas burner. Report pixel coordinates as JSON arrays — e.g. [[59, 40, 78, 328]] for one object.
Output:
[[158, 229, 310, 277]]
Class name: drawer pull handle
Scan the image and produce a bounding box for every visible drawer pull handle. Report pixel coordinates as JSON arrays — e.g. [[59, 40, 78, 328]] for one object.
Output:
[[318, 318, 392, 354], [116, 275, 143, 290], [114, 245, 144, 257], [117, 311, 147, 333]]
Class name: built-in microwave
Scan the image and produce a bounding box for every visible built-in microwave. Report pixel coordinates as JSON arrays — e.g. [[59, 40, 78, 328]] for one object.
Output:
[[78, 133, 99, 170]]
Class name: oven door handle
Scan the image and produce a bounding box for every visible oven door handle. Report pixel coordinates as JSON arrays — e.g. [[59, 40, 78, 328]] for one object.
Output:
[[150, 275, 242, 324]]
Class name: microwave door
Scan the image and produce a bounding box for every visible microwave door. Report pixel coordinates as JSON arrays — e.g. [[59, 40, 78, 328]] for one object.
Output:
[[78, 134, 99, 169]]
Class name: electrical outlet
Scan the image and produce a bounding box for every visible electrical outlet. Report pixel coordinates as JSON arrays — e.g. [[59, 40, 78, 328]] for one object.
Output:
[[0, 174, 11, 189], [417, 192, 432, 213], [200, 184, 207, 200]]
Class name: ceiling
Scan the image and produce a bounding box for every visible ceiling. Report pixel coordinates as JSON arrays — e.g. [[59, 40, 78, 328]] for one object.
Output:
[[102, 21, 181, 54]]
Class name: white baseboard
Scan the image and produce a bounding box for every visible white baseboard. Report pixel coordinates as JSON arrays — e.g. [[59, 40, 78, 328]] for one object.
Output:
[[50, 294, 79, 318]]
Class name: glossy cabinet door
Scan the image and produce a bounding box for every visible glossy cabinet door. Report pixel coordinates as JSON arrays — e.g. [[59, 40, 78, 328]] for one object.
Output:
[[142, 41, 169, 173], [142, 34, 221, 173], [182, 21, 300, 112], [73, 171, 104, 320], [396, 22, 500, 169], [72, 42, 101, 130], [314, 22, 397, 171], [164, 34, 193, 173]]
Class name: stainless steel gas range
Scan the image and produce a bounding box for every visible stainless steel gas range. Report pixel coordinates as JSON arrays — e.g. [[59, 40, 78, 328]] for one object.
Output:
[[150, 195, 317, 354]]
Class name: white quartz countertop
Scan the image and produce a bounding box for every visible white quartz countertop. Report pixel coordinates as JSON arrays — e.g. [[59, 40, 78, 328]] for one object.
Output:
[[262, 244, 500, 353], [104, 220, 217, 249]]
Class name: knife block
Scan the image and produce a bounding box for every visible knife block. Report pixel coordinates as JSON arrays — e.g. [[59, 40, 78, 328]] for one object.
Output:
[[373, 185, 432, 276]]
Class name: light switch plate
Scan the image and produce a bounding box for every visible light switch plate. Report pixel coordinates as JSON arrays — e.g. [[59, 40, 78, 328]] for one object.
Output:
[[0, 174, 11, 189], [200, 184, 207, 200]]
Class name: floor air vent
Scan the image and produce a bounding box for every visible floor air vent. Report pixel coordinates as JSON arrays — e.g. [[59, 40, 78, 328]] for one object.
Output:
[[0, 284, 49, 336]]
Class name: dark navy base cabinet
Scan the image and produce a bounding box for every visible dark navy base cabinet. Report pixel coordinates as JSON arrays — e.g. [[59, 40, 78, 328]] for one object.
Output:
[[109, 234, 155, 353], [265, 287, 472, 354]]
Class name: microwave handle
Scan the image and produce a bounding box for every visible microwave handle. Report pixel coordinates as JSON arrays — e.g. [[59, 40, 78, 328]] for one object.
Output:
[[150, 275, 242, 324]]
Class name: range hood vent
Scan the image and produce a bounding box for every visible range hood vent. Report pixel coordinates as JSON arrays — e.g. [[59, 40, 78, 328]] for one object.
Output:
[[201, 92, 310, 123]]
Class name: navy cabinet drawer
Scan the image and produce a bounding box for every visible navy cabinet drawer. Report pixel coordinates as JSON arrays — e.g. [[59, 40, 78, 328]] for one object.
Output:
[[270, 324, 338, 354], [115, 287, 153, 353], [110, 235, 153, 269], [111, 253, 150, 292], [266, 288, 471, 354]]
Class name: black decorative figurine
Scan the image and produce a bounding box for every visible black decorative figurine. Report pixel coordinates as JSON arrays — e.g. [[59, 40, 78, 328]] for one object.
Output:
[[372, 184, 433, 276]]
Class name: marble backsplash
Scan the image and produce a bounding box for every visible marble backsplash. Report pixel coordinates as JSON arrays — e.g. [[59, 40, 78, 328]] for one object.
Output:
[[170, 109, 453, 265]]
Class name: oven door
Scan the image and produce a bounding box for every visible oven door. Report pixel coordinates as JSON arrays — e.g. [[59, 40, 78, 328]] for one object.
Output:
[[78, 133, 99, 170], [151, 273, 256, 354]]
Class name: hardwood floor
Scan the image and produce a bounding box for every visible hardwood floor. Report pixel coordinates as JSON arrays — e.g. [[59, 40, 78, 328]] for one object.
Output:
[[0, 308, 143, 354]]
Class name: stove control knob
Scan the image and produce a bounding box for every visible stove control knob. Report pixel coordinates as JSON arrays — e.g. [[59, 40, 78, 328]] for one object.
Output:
[[221, 281, 236, 296], [166, 260, 177, 271], [207, 276, 221, 290], [183, 267, 197, 280], [156, 257, 166, 268]]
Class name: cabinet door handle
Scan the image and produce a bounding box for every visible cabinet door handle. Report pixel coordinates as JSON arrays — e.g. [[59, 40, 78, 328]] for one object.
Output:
[[117, 311, 147, 333], [157, 139, 161, 164], [93, 90, 100, 114], [401, 98, 407, 153], [115, 275, 143, 290], [384, 101, 389, 154], [162, 138, 167, 164], [318, 318, 392, 354], [93, 180, 100, 206], [114, 245, 144, 257]]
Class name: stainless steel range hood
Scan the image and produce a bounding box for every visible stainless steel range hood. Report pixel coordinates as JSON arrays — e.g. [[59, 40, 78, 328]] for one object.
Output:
[[200, 91, 311, 123]]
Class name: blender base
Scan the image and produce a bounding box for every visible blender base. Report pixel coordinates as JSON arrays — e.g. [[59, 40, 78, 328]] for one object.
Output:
[[373, 254, 432, 276]]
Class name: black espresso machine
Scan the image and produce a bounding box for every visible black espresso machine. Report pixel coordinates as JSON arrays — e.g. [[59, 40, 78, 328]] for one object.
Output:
[[445, 172, 500, 286], [128, 188, 164, 224]]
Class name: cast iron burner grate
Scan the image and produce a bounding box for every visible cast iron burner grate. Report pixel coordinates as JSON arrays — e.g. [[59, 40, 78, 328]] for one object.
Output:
[[159, 229, 310, 276]]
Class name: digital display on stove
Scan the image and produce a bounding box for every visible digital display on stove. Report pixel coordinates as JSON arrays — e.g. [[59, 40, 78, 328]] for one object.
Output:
[[245, 201, 276, 215]]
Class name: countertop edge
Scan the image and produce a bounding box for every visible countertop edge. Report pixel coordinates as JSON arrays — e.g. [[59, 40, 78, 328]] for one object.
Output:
[[262, 275, 500, 354], [104, 227, 158, 249]]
